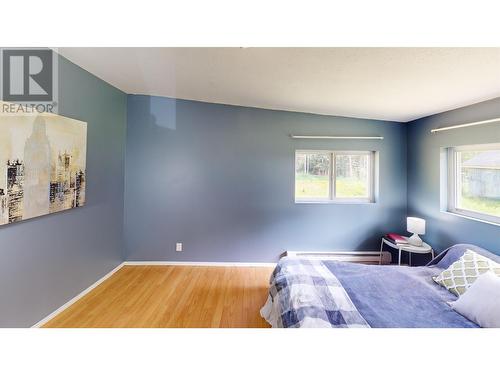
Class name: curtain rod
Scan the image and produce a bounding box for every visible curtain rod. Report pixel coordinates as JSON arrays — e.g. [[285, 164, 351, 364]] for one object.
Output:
[[431, 117, 500, 133], [290, 135, 384, 140]]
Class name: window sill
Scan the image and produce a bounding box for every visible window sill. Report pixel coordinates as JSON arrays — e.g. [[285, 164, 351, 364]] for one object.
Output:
[[441, 210, 500, 228], [295, 200, 376, 205]]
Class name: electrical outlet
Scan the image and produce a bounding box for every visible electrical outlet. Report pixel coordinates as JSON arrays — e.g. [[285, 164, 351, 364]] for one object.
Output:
[[176, 243, 183, 252]]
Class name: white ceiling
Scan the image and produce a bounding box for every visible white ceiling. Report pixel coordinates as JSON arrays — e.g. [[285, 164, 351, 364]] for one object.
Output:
[[57, 48, 500, 122]]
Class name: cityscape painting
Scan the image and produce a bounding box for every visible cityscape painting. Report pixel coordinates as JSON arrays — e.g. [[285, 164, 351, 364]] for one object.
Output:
[[0, 110, 87, 226]]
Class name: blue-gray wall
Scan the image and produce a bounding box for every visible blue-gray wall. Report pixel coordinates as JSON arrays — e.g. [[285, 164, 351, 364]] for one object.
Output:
[[6, 59, 497, 326], [0, 55, 127, 327], [407, 97, 500, 255], [124, 95, 407, 262]]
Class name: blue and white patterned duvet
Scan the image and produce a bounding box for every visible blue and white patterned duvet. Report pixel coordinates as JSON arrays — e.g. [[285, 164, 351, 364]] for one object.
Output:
[[261, 244, 498, 328], [261, 256, 369, 328]]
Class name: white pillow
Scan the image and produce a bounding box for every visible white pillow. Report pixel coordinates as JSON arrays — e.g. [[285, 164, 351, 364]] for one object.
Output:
[[450, 272, 500, 328]]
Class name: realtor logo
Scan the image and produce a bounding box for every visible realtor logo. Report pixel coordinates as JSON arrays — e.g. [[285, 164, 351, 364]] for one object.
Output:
[[0, 48, 58, 114]]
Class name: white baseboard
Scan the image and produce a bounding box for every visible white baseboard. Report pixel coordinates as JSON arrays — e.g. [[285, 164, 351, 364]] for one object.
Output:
[[32, 253, 386, 327], [31, 262, 125, 328], [123, 261, 277, 267], [31, 260, 275, 327], [285, 250, 392, 264]]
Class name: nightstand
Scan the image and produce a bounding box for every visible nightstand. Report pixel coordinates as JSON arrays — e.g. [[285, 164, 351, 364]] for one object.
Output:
[[379, 237, 434, 266]]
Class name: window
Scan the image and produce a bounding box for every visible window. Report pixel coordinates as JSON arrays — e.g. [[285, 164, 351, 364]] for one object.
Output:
[[295, 150, 375, 203], [446, 144, 500, 224]]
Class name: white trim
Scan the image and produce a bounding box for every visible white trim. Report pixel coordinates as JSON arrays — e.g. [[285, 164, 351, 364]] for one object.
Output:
[[453, 142, 500, 152], [31, 253, 390, 327], [295, 199, 375, 205], [441, 210, 500, 227], [445, 144, 500, 225], [285, 250, 392, 264], [448, 208, 500, 226], [294, 150, 376, 203], [31, 262, 125, 328], [290, 135, 384, 140], [431, 117, 500, 133], [461, 166, 500, 170], [447, 146, 457, 213], [123, 261, 277, 267], [286, 250, 383, 255], [31, 260, 277, 327]]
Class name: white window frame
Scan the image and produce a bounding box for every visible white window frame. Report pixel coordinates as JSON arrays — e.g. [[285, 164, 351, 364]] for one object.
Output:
[[295, 150, 376, 204], [447, 143, 500, 225]]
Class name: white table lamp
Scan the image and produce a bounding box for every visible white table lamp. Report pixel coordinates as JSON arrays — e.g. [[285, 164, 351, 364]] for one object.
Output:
[[407, 217, 425, 247]]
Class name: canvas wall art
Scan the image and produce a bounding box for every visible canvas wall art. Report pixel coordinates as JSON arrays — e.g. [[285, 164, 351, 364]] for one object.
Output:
[[0, 107, 87, 226]]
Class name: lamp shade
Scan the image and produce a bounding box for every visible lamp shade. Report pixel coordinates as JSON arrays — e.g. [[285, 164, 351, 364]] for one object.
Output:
[[407, 217, 425, 235]]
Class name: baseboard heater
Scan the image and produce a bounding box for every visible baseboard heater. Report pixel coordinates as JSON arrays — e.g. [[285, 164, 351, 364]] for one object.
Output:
[[283, 250, 392, 265]]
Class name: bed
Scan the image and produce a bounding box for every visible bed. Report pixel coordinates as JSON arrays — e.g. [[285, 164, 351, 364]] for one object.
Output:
[[260, 244, 500, 328]]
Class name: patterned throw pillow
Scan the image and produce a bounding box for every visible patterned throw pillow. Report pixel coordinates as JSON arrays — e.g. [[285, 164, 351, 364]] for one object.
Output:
[[433, 249, 500, 296]]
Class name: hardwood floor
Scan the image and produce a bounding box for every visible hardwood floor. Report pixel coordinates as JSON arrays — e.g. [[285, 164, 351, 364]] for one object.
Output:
[[43, 265, 274, 328]]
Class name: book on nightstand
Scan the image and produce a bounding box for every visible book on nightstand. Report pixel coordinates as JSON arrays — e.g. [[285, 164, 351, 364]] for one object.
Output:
[[385, 233, 408, 245]]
